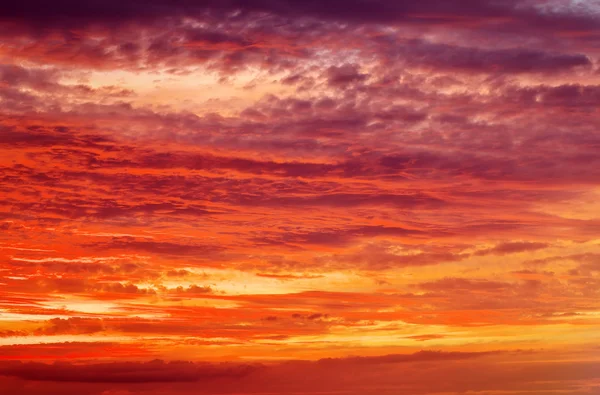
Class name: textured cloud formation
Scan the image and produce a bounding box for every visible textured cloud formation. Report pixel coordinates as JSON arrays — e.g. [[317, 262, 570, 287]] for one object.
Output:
[[0, 360, 260, 383], [1, 351, 600, 394], [1, 1, 600, 394]]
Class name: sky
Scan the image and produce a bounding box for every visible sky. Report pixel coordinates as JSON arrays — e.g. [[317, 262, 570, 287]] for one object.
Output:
[[1, 0, 600, 394]]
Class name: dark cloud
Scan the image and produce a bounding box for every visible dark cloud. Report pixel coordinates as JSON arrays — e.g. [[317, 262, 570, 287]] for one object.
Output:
[[0, 330, 28, 337], [1, 0, 598, 34], [0, 351, 493, 385], [0, 360, 261, 383], [507, 84, 600, 108], [253, 225, 427, 248], [34, 318, 104, 336], [20, 277, 156, 296], [327, 64, 369, 87], [1, 353, 599, 395], [393, 40, 592, 73], [170, 285, 214, 294], [87, 238, 223, 257], [0, 64, 61, 90], [475, 242, 550, 256]]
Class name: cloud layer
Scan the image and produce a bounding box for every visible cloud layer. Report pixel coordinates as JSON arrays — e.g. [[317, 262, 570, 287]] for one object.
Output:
[[1, 1, 599, 394]]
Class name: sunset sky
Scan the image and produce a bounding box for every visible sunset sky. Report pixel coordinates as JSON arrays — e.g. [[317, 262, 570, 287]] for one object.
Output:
[[1, 1, 600, 394]]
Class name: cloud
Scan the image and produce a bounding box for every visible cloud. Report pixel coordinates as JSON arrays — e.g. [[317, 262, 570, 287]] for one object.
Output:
[[475, 241, 550, 256], [87, 238, 223, 257], [0, 342, 153, 360], [253, 225, 427, 248], [3, 350, 598, 395], [2, 0, 598, 35], [327, 64, 369, 87], [392, 40, 592, 73], [416, 278, 510, 292], [1, 0, 599, 383], [0, 351, 493, 384], [314, 243, 467, 270], [256, 273, 324, 280], [318, 350, 498, 365], [0, 330, 28, 337], [0, 360, 261, 383], [507, 84, 600, 108], [34, 318, 104, 336], [170, 285, 214, 294], [15, 277, 156, 296], [0, 64, 61, 90]]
